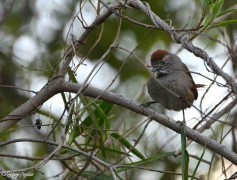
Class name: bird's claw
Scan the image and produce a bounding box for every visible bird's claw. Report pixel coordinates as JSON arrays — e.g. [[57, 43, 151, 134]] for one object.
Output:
[[140, 101, 157, 107]]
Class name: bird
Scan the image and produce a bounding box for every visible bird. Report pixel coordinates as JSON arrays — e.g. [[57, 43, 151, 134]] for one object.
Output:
[[147, 50, 202, 111]]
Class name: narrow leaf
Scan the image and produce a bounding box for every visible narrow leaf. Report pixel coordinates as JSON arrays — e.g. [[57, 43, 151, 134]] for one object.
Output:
[[111, 132, 145, 160], [81, 171, 113, 180], [191, 146, 206, 180], [209, 20, 237, 29], [218, 9, 237, 17], [117, 151, 175, 173], [212, 0, 224, 19], [181, 125, 189, 180]]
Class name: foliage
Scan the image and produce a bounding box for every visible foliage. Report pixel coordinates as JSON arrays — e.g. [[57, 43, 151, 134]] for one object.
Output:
[[0, 0, 237, 179]]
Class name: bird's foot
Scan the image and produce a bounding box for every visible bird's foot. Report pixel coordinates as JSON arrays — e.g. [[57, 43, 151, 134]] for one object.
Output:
[[176, 120, 187, 129], [140, 101, 157, 107]]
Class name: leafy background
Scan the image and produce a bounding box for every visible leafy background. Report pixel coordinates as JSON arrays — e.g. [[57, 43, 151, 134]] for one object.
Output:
[[0, 0, 237, 179]]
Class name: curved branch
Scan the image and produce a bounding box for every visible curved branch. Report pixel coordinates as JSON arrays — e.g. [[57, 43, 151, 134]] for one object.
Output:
[[0, 77, 62, 131], [0, 5, 117, 131], [1, 0, 236, 166], [125, 0, 236, 93], [58, 4, 117, 76], [60, 80, 237, 164], [0, 138, 111, 173], [1, 77, 237, 164]]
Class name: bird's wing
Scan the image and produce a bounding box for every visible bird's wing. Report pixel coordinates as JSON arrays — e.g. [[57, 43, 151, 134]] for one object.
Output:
[[181, 62, 198, 100]]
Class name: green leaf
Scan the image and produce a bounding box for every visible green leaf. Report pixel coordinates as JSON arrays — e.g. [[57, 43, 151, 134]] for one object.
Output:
[[181, 125, 189, 180], [83, 101, 113, 148], [111, 132, 145, 160], [81, 171, 114, 180], [218, 8, 237, 18], [68, 100, 113, 147], [191, 146, 206, 180], [203, 0, 224, 29], [212, 0, 224, 19], [68, 68, 78, 83], [117, 151, 175, 172], [209, 20, 237, 29], [64, 103, 75, 134], [201, 0, 209, 14]]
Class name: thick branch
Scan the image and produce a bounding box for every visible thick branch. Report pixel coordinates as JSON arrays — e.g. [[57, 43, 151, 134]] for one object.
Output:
[[1, 0, 236, 166], [60, 80, 237, 164], [0, 77, 63, 131], [1, 78, 237, 164], [0, 6, 116, 131]]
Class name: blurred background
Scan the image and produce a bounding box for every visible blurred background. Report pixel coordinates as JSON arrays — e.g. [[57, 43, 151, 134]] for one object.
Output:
[[0, 0, 237, 179]]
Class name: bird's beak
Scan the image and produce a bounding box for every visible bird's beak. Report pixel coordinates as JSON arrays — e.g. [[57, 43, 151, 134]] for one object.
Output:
[[151, 67, 160, 78], [151, 66, 159, 72]]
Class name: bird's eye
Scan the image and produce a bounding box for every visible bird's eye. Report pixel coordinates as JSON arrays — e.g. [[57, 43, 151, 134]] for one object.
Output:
[[161, 60, 167, 65]]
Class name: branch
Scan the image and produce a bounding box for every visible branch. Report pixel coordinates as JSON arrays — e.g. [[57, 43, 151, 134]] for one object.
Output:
[[197, 98, 237, 133], [59, 80, 237, 164], [1, 77, 237, 164], [0, 138, 112, 173], [58, 5, 116, 76], [0, 77, 62, 131], [125, 0, 236, 93], [0, 5, 117, 131], [1, 0, 237, 166]]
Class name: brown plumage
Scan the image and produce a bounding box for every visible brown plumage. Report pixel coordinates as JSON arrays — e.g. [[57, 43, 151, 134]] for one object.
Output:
[[147, 50, 201, 111]]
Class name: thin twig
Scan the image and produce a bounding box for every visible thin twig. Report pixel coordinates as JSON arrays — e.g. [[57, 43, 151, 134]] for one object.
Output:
[[125, 0, 237, 94]]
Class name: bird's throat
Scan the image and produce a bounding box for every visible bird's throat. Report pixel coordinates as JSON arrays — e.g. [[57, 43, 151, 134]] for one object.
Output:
[[154, 70, 169, 78]]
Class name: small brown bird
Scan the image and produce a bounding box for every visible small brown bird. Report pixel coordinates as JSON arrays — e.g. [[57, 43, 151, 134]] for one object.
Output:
[[147, 50, 202, 111]]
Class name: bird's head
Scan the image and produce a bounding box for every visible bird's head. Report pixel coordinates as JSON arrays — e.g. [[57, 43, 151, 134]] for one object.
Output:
[[150, 50, 170, 78]]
